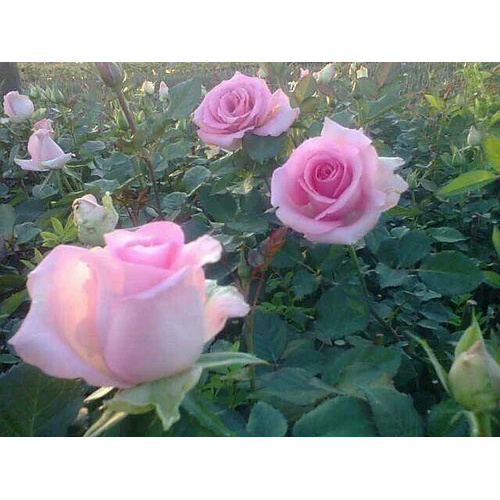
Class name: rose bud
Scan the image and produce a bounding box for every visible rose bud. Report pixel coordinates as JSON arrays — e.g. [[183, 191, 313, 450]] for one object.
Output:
[[159, 81, 169, 100], [14, 129, 73, 171], [467, 126, 482, 147], [72, 193, 119, 247], [95, 62, 124, 90], [141, 81, 155, 95], [449, 340, 500, 413], [33, 118, 54, 137], [2, 91, 35, 122]]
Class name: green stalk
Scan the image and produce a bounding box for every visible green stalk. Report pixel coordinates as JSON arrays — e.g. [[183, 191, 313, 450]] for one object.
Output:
[[348, 245, 399, 339]]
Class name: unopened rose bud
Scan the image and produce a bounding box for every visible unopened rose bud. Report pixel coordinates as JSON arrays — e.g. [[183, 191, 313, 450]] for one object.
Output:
[[2, 91, 34, 122], [95, 62, 124, 90], [449, 340, 500, 413], [141, 81, 155, 95], [72, 193, 119, 246], [467, 126, 482, 147], [159, 81, 169, 100], [314, 63, 335, 84], [33, 118, 54, 137]]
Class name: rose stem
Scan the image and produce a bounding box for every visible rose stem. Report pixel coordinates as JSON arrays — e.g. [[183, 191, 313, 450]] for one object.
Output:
[[243, 274, 265, 392], [348, 245, 399, 340], [468, 412, 492, 437], [115, 89, 163, 219]]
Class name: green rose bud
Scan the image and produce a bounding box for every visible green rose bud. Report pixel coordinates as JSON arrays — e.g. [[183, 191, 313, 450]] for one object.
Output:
[[449, 339, 500, 413], [72, 192, 119, 247], [141, 81, 155, 95], [467, 126, 482, 147]]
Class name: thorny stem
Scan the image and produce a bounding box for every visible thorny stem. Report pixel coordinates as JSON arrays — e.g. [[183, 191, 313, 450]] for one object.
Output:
[[348, 245, 399, 340]]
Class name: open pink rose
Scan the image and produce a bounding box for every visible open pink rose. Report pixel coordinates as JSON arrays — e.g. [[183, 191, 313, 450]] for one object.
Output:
[[9, 222, 249, 388], [193, 72, 299, 150], [14, 129, 73, 171], [271, 118, 408, 244], [33, 118, 55, 136], [2, 90, 34, 122]]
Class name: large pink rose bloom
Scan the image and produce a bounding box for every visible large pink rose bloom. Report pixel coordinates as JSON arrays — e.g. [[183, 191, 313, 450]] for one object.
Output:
[[14, 129, 72, 171], [193, 72, 299, 150], [3, 90, 34, 122], [271, 118, 409, 245], [9, 222, 250, 388]]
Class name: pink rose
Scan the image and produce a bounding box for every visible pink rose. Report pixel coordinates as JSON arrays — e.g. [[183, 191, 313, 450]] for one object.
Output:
[[193, 72, 299, 150], [14, 129, 73, 171], [271, 118, 408, 244], [33, 118, 55, 136], [9, 222, 249, 388], [2, 90, 34, 122]]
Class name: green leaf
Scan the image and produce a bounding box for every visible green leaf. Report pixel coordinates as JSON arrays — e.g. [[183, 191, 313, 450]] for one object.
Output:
[[242, 133, 286, 164], [0, 204, 16, 238], [397, 230, 431, 268], [198, 188, 237, 222], [167, 77, 202, 120], [105, 367, 202, 432], [252, 310, 288, 363], [161, 191, 187, 211], [162, 140, 193, 160], [419, 251, 483, 296], [0, 289, 28, 318], [424, 94, 445, 110], [195, 351, 266, 370], [293, 74, 317, 103], [493, 226, 500, 259], [483, 135, 500, 172], [483, 270, 500, 289], [182, 165, 210, 194], [226, 215, 269, 234], [428, 227, 467, 243], [0, 364, 83, 437], [315, 285, 370, 339], [293, 397, 378, 437], [323, 345, 401, 396], [79, 140, 106, 154], [436, 170, 497, 197], [427, 400, 468, 437], [14, 222, 41, 244], [256, 368, 335, 406], [364, 388, 423, 437], [291, 270, 318, 299], [365, 95, 404, 121], [387, 206, 422, 217], [455, 313, 483, 357], [181, 393, 235, 437], [375, 263, 408, 288], [246, 401, 288, 437]]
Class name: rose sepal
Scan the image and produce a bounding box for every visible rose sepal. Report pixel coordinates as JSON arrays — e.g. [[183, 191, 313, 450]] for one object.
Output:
[[84, 351, 265, 436]]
